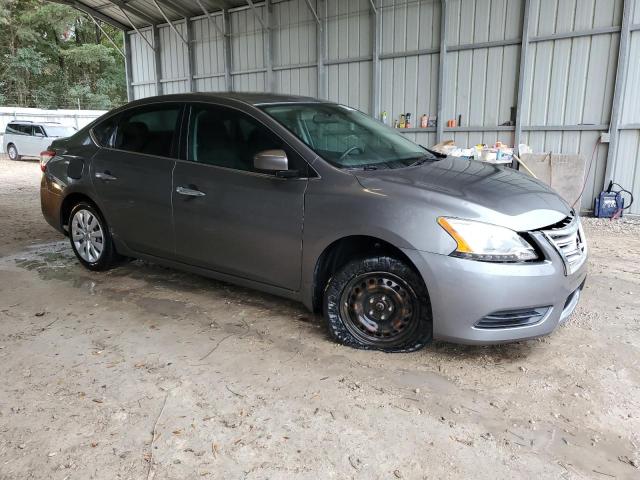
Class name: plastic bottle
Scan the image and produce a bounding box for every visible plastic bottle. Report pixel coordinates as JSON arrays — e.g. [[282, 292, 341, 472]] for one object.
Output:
[[420, 114, 428, 129], [381, 111, 388, 124], [399, 114, 406, 129], [405, 113, 412, 129]]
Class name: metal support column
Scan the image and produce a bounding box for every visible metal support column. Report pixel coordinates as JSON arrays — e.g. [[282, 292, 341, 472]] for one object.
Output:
[[514, 0, 531, 158], [317, 0, 327, 99], [223, 9, 233, 91], [152, 25, 163, 95], [265, 0, 275, 92], [123, 31, 134, 101], [436, 0, 447, 143], [370, 0, 381, 118], [604, 0, 633, 188], [185, 18, 196, 92]]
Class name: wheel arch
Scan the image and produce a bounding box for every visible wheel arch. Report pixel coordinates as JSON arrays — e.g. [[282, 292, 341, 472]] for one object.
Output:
[[59, 192, 102, 234], [311, 235, 425, 313]]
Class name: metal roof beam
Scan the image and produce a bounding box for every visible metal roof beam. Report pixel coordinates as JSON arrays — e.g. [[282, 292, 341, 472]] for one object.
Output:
[[119, 7, 156, 51], [87, 14, 125, 57], [49, 0, 128, 30], [246, 0, 267, 30], [153, 0, 193, 19], [194, 0, 226, 37], [303, 0, 321, 28], [110, 0, 158, 26], [151, 0, 188, 45]]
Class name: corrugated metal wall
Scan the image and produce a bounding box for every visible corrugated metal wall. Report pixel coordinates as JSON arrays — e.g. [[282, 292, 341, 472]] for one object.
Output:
[[129, 27, 158, 99], [192, 13, 227, 92], [521, 0, 622, 212], [273, 0, 318, 96], [125, 0, 640, 214]]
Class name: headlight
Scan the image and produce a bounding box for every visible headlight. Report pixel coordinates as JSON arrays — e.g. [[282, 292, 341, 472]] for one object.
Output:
[[437, 217, 538, 262]]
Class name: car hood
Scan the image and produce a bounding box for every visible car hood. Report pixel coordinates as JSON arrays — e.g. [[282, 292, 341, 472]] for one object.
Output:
[[354, 156, 572, 231]]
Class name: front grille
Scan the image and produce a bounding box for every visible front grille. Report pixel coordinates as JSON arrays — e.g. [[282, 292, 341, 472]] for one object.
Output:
[[540, 214, 587, 275], [475, 307, 550, 329]]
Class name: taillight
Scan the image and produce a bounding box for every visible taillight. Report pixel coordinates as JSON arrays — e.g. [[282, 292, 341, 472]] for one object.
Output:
[[40, 150, 55, 172]]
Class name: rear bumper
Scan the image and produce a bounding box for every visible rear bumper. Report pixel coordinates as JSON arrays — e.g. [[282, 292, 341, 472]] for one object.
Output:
[[402, 238, 588, 345], [40, 174, 64, 234]]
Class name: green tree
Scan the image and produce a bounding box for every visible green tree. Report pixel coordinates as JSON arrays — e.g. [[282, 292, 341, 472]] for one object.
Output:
[[0, 0, 126, 109]]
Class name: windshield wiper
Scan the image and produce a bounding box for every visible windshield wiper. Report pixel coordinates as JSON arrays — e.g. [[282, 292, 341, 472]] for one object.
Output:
[[420, 146, 448, 158], [406, 154, 440, 167]]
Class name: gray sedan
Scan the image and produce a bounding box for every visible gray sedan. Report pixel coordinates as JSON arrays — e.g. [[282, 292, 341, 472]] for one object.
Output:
[[40, 93, 587, 352]]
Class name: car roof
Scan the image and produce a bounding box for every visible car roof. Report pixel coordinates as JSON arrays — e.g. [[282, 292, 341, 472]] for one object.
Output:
[[8, 121, 63, 125], [122, 92, 333, 108]]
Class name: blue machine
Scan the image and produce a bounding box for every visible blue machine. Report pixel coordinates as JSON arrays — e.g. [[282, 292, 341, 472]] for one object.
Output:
[[594, 181, 633, 218]]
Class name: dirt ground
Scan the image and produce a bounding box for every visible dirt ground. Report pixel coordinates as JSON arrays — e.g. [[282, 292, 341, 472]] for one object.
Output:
[[0, 156, 639, 480]]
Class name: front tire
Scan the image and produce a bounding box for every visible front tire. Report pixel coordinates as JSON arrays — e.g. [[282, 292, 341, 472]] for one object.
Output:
[[323, 256, 432, 352], [68, 202, 119, 271], [7, 144, 20, 161]]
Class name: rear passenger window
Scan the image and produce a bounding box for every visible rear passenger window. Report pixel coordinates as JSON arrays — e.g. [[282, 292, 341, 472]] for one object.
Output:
[[114, 105, 182, 158], [6, 124, 32, 135]]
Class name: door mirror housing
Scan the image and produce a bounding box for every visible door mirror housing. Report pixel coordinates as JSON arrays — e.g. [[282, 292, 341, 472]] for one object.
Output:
[[254, 149, 290, 174]]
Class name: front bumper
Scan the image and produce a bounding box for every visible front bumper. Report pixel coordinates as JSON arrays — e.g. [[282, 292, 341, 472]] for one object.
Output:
[[402, 236, 588, 345]]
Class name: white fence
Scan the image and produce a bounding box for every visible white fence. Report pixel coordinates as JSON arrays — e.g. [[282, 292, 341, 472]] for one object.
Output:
[[0, 107, 107, 146]]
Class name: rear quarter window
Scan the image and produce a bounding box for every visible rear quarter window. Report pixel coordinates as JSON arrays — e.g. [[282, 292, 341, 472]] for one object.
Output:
[[92, 116, 119, 148], [6, 124, 32, 135]]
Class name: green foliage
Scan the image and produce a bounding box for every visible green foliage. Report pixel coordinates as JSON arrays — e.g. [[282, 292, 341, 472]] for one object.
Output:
[[0, 0, 127, 109]]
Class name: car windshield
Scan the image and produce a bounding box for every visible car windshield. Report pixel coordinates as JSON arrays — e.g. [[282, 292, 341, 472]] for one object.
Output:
[[261, 103, 435, 169], [45, 125, 76, 137]]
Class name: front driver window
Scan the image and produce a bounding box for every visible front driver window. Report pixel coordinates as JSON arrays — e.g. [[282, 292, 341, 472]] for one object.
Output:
[[189, 105, 303, 174]]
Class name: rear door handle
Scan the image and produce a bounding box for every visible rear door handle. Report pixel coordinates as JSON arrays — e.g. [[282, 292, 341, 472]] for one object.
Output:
[[176, 186, 206, 197], [95, 171, 117, 181]]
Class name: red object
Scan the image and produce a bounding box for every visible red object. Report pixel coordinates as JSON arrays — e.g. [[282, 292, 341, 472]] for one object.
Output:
[[40, 150, 55, 172]]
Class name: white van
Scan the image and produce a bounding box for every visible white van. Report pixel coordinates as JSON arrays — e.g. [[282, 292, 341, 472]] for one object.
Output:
[[4, 121, 77, 160]]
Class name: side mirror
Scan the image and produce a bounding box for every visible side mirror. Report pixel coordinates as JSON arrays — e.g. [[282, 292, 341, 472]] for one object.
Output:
[[254, 149, 289, 173], [34, 132, 45, 138]]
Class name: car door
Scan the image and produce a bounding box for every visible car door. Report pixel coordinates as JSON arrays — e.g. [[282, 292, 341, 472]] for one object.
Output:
[[17, 124, 37, 156], [32, 125, 50, 154], [91, 103, 184, 258], [172, 103, 308, 291]]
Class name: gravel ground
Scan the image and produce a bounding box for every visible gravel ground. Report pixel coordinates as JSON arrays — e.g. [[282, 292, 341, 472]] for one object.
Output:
[[0, 156, 639, 479]]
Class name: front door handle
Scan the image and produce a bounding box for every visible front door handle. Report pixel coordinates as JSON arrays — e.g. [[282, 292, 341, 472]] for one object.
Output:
[[95, 171, 117, 181], [176, 186, 206, 197]]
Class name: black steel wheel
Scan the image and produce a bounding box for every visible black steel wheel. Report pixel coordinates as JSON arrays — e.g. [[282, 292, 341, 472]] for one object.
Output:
[[324, 256, 432, 352]]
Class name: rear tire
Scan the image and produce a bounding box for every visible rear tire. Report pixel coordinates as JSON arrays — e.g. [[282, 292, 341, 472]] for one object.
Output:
[[7, 144, 20, 161], [68, 202, 119, 271], [323, 256, 432, 352]]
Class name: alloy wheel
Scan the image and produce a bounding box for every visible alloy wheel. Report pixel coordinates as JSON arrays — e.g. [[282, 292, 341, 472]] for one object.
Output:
[[8, 145, 17, 160], [71, 209, 104, 263]]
